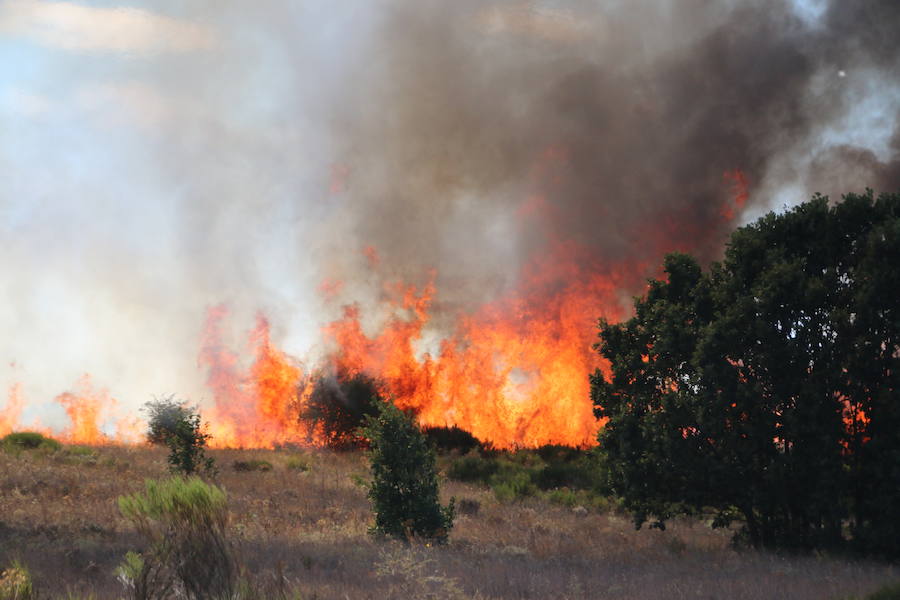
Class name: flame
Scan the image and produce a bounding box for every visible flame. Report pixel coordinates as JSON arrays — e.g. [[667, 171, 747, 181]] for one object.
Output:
[[199, 306, 312, 448], [319, 238, 630, 448], [53, 374, 136, 445], [1, 383, 25, 437], [2, 375, 138, 445]]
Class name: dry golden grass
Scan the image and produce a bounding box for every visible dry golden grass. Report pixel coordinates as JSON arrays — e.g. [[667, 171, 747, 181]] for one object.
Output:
[[1, 445, 897, 599]]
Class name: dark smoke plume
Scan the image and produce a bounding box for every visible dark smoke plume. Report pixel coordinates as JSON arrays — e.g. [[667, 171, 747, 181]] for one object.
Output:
[[325, 0, 900, 308]]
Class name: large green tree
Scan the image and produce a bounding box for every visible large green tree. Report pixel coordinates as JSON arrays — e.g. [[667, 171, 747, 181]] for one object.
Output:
[[592, 191, 900, 554]]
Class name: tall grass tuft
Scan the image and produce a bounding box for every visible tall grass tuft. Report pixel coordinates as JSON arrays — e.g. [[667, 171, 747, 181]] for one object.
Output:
[[0, 560, 33, 600], [118, 476, 236, 600]]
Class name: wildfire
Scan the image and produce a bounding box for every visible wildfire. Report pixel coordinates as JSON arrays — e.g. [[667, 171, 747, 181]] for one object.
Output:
[[0, 384, 25, 437], [2, 170, 750, 449], [199, 307, 312, 448]]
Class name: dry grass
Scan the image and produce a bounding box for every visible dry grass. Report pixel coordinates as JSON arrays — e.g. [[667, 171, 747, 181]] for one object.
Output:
[[1, 445, 897, 599]]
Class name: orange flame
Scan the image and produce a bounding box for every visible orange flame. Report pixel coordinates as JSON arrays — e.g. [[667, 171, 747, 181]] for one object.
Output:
[[54, 374, 126, 445], [1, 383, 25, 437], [199, 306, 312, 448], [320, 239, 627, 448]]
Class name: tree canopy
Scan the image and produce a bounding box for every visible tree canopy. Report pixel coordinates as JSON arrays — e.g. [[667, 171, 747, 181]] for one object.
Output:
[[592, 190, 900, 555]]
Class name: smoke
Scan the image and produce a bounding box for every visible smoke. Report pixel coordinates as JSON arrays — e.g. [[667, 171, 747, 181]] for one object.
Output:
[[328, 0, 900, 301], [1, 0, 898, 429]]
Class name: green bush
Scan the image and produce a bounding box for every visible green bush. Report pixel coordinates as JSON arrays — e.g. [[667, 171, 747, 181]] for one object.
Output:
[[363, 400, 454, 543], [445, 454, 499, 484], [142, 396, 215, 476], [1, 431, 62, 454], [142, 396, 193, 446], [0, 560, 33, 600], [232, 459, 273, 472], [285, 456, 311, 472], [491, 468, 537, 502], [444, 448, 611, 506], [118, 476, 236, 600]]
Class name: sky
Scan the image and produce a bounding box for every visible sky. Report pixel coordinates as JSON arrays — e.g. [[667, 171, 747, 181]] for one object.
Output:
[[1, 0, 899, 431]]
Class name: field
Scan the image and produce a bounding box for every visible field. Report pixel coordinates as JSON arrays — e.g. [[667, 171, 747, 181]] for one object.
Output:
[[1, 444, 898, 599]]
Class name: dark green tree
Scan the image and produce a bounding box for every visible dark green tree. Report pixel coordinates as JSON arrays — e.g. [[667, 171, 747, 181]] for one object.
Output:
[[362, 400, 455, 543], [593, 191, 900, 554]]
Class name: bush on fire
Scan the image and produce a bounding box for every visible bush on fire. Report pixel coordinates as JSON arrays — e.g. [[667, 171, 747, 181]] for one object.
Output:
[[592, 191, 900, 556]]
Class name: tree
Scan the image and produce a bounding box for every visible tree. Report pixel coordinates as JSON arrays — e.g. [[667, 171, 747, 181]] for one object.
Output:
[[143, 396, 192, 446], [592, 191, 900, 554], [362, 400, 455, 543], [144, 398, 216, 476]]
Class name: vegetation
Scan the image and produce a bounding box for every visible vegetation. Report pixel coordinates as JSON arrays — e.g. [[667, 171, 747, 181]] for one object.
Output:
[[423, 425, 482, 455], [117, 476, 236, 600], [1, 432, 61, 454], [142, 396, 194, 446], [593, 191, 900, 555], [143, 396, 216, 476], [0, 560, 33, 600], [862, 583, 900, 600], [232, 459, 273, 472], [302, 372, 382, 450], [285, 455, 311, 472], [362, 400, 455, 542], [1, 444, 897, 598], [443, 447, 608, 507]]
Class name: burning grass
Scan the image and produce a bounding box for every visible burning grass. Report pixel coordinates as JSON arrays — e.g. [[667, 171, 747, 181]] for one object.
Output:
[[0, 443, 898, 599]]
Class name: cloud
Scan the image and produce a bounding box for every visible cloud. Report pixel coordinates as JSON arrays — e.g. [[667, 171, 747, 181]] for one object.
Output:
[[2, 87, 53, 118], [0, 0, 216, 55]]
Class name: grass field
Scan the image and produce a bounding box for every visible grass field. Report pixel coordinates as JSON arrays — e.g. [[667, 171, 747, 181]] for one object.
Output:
[[1, 444, 897, 599]]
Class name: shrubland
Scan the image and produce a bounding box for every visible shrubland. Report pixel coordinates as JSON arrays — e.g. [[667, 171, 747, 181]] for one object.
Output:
[[2, 193, 899, 597]]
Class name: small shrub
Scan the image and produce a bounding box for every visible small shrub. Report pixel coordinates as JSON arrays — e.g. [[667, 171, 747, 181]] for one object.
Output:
[[1, 432, 61, 454], [491, 469, 537, 502], [456, 498, 481, 516], [0, 560, 33, 600], [118, 476, 236, 600], [232, 459, 273, 472], [375, 545, 466, 599], [545, 488, 579, 508], [363, 400, 454, 543], [142, 396, 193, 446], [142, 397, 215, 475], [446, 454, 499, 484], [423, 425, 482, 454], [285, 456, 311, 472], [163, 410, 215, 476]]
